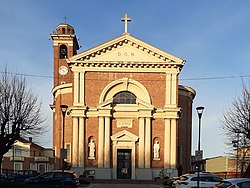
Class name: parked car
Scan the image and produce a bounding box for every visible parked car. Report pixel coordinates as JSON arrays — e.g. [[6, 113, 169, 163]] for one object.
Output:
[[214, 178, 250, 188], [172, 172, 223, 188], [24, 171, 80, 187], [0, 173, 6, 182], [13, 170, 40, 182]]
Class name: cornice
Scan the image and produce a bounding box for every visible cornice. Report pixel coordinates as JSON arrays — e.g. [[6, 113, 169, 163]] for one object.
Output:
[[69, 61, 182, 73], [52, 83, 72, 97], [178, 85, 196, 100]]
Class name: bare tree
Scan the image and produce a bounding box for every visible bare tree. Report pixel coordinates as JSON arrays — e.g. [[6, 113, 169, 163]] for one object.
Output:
[[0, 68, 45, 169], [221, 83, 250, 177]]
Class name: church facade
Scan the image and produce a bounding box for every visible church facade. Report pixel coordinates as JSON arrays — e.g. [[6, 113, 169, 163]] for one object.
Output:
[[50, 15, 195, 180]]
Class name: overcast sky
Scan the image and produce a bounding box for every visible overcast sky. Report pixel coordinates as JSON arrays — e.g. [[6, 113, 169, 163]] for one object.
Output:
[[1, 0, 250, 158]]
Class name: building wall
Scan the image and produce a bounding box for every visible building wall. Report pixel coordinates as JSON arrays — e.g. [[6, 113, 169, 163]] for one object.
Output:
[[206, 156, 238, 178], [2, 139, 55, 173], [178, 85, 196, 173]]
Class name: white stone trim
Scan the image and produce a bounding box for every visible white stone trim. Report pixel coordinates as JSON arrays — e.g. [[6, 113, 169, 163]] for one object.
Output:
[[138, 117, 145, 168], [98, 117, 104, 167], [164, 119, 171, 168], [72, 117, 79, 166], [170, 119, 177, 168], [73, 72, 79, 105], [104, 117, 111, 168], [99, 78, 151, 104], [145, 117, 151, 168], [78, 117, 85, 167]]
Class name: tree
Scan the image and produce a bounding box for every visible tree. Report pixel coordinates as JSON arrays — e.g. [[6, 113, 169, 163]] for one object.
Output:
[[0, 68, 45, 170], [221, 83, 250, 177]]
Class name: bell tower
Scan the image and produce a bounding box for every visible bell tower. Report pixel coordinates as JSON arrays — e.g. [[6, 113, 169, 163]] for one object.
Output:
[[50, 23, 79, 86]]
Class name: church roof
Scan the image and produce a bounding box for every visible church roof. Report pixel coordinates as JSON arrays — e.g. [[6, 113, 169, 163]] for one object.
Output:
[[67, 33, 185, 72]]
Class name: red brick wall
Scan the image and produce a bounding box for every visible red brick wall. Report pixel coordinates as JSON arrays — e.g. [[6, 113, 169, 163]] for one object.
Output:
[[178, 92, 194, 173], [85, 72, 166, 108]]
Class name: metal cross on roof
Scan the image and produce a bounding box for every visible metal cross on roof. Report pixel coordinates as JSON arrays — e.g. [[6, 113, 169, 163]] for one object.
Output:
[[121, 13, 132, 34], [63, 16, 68, 23]]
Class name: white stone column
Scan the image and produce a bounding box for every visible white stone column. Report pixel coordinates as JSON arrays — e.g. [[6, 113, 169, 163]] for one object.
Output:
[[165, 73, 171, 106], [145, 117, 151, 168], [73, 72, 79, 105], [98, 116, 104, 167], [138, 117, 145, 168], [72, 117, 79, 167], [79, 72, 85, 105], [132, 141, 136, 179], [171, 74, 177, 105], [112, 141, 117, 179], [78, 117, 85, 167], [170, 119, 177, 168], [164, 118, 171, 168], [104, 117, 111, 168]]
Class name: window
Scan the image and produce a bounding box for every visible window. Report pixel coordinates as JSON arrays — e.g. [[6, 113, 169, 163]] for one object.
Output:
[[62, 28, 66, 34], [40, 172, 54, 179], [30, 163, 37, 170], [14, 163, 22, 171], [38, 164, 46, 173], [113, 91, 136, 104], [240, 181, 250, 188], [59, 45, 67, 59], [48, 164, 54, 172]]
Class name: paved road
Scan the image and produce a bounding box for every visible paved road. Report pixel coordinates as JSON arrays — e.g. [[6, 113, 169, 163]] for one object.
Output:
[[80, 183, 163, 188]]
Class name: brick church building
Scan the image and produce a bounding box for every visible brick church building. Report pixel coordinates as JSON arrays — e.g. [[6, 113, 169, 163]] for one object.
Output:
[[50, 14, 195, 180]]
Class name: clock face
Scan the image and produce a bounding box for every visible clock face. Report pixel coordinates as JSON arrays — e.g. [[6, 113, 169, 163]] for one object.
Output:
[[58, 66, 68, 75]]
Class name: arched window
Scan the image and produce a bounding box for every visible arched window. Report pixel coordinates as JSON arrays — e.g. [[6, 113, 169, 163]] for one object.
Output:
[[59, 45, 67, 59], [113, 91, 136, 104], [62, 28, 66, 34]]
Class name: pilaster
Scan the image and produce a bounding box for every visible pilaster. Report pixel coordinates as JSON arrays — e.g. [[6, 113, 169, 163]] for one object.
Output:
[[98, 116, 104, 167], [145, 117, 151, 168], [104, 117, 111, 168], [170, 118, 177, 168], [73, 72, 80, 105], [138, 117, 145, 168], [79, 117, 85, 167], [79, 71, 85, 105], [164, 118, 171, 169], [72, 117, 79, 166]]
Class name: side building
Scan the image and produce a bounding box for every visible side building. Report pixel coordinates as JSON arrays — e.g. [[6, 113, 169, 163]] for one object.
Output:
[[50, 15, 195, 180], [2, 137, 55, 174]]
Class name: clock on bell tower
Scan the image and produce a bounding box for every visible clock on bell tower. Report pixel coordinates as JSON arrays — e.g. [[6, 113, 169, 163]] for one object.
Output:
[[50, 23, 79, 87]]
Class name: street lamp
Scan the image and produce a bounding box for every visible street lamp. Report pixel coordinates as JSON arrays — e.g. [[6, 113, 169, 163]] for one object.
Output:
[[60, 104, 68, 173], [196, 106, 204, 188], [232, 134, 239, 178]]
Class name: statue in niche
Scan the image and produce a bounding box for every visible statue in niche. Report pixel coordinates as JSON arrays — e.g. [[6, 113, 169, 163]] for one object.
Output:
[[88, 139, 95, 159], [153, 140, 160, 160]]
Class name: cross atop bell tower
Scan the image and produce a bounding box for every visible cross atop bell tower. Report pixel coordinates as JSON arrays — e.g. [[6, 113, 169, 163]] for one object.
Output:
[[63, 16, 68, 23], [121, 13, 132, 34]]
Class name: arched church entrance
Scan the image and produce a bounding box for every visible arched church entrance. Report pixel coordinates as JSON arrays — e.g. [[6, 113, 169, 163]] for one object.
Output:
[[99, 78, 153, 179]]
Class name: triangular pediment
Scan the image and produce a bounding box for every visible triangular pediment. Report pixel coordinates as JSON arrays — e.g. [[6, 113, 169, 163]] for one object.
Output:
[[97, 98, 113, 108], [111, 130, 139, 142], [68, 34, 185, 70], [137, 98, 154, 109]]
